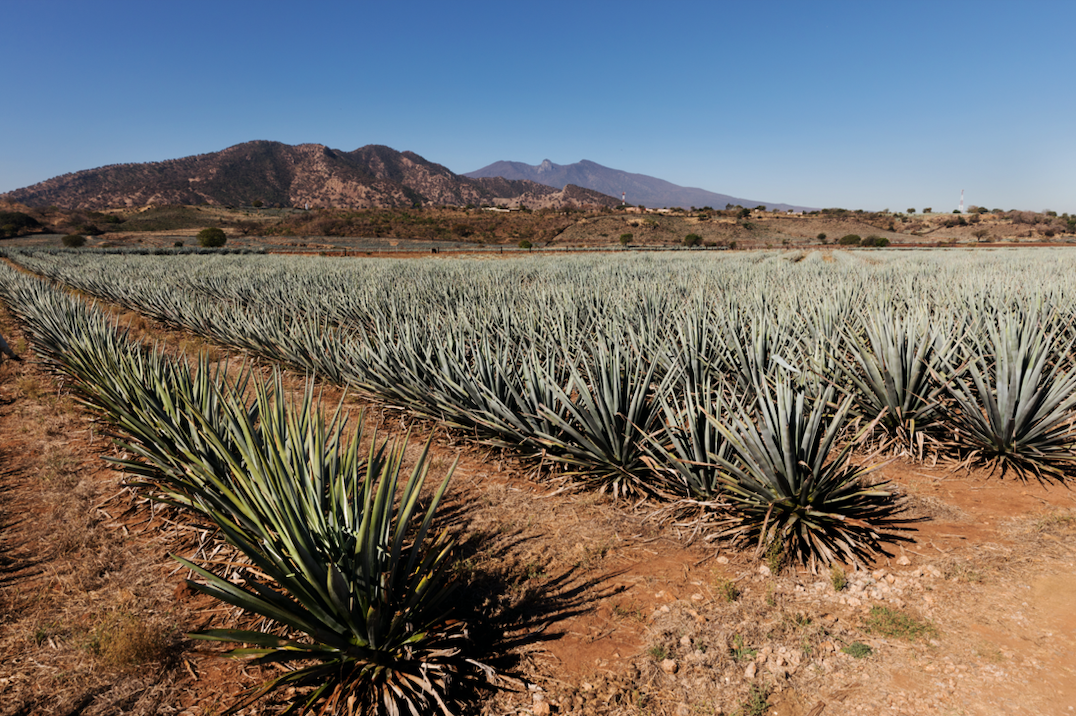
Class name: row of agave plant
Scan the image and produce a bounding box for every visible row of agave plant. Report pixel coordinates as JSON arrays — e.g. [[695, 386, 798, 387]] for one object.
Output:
[[0, 263, 473, 715], [7, 249, 1076, 569]]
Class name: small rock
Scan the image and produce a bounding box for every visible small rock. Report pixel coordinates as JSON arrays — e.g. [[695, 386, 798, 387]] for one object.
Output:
[[691, 592, 704, 602], [767, 662, 788, 679], [872, 569, 887, 580], [886, 574, 897, 585], [759, 564, 772, 576], [896, 555, 912, 566], [716, 555, 730, 564], [675, 704, 691, 716], [744, 662, 757, 679], [660, 605, 671, 613], [662, 659, 679, 675], [680, 635, 693, 648], [533, 700, 551, 716]]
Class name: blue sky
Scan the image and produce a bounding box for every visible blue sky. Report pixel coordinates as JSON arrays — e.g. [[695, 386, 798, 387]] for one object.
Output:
[[3, 0, 1074, 212]]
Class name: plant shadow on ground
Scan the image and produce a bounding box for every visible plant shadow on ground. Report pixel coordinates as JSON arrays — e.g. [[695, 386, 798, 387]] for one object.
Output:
[[0, 465, 44, 589], [438, 497, 629, 708]]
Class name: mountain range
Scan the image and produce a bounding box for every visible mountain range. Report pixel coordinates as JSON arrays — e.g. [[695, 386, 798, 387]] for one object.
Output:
[[0, 142, 620, 211], [466, 159, 811, 212], [1, 141, 810, 213]]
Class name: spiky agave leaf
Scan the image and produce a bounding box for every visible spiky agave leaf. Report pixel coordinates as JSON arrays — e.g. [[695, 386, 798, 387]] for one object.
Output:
[[714, 377, 910, 570]]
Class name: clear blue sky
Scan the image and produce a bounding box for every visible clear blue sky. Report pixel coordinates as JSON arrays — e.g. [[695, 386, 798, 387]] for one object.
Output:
[[3, 0, 1074, 212]]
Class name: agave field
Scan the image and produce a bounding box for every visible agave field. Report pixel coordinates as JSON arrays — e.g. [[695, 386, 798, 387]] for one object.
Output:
[[3, 247, 1076, 713]]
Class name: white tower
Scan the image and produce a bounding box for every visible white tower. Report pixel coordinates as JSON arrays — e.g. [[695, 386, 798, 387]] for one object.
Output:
[[622, 192, 626, 205], [959, 189, 964, 213]]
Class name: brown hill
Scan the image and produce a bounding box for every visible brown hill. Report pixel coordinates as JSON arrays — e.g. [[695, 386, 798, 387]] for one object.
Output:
[[1, 141, 621, 211]]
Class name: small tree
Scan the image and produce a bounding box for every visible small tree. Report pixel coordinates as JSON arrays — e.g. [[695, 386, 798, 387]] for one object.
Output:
[[197, 227, 227, 247], [817, 232, 827, 242], [252, 199, 264, 208], [838, 234, 862, 246], [973, 228, 990, 242], [923, 207, 932, 214], [619, 233, 633, 245], [683, 233, 702, 247], [61, 234, 86, 248], [518, 239, 533, 250], [907, 208, 916, 214]]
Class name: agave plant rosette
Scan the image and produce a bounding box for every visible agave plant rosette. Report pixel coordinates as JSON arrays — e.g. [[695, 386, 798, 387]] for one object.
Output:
[[644, 370, 735, 501], [938, 310, 1076, 480], [174, 393, 466, 716], [838, 305, 954, 454], [714, 377, 909, 569], [536, 340, 669, 498]]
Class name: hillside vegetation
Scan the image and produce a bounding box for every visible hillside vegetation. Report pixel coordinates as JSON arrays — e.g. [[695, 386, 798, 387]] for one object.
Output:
[[3, 200, 1074, 250]]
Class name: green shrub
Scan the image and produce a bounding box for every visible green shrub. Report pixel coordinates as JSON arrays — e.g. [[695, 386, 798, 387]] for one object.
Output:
[[829, 564, 847, 591], [864, 605, 936, 641], [619, 233, 633, 245], [683, 233, 702, 247], [842, 641, 873, 658], [817, 232, 827, 241], [197, 227, 227, 247], [518, 239, 533, 250], [61, 234, 86, 248], [838, 234, 862, 245], [0, 211, 41, 238], [862, 235, 890, 247]]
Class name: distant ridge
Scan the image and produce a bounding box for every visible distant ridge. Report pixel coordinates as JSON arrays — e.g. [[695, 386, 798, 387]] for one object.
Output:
[[465, 158, 812, 212], [0, 142, 621, 211]]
